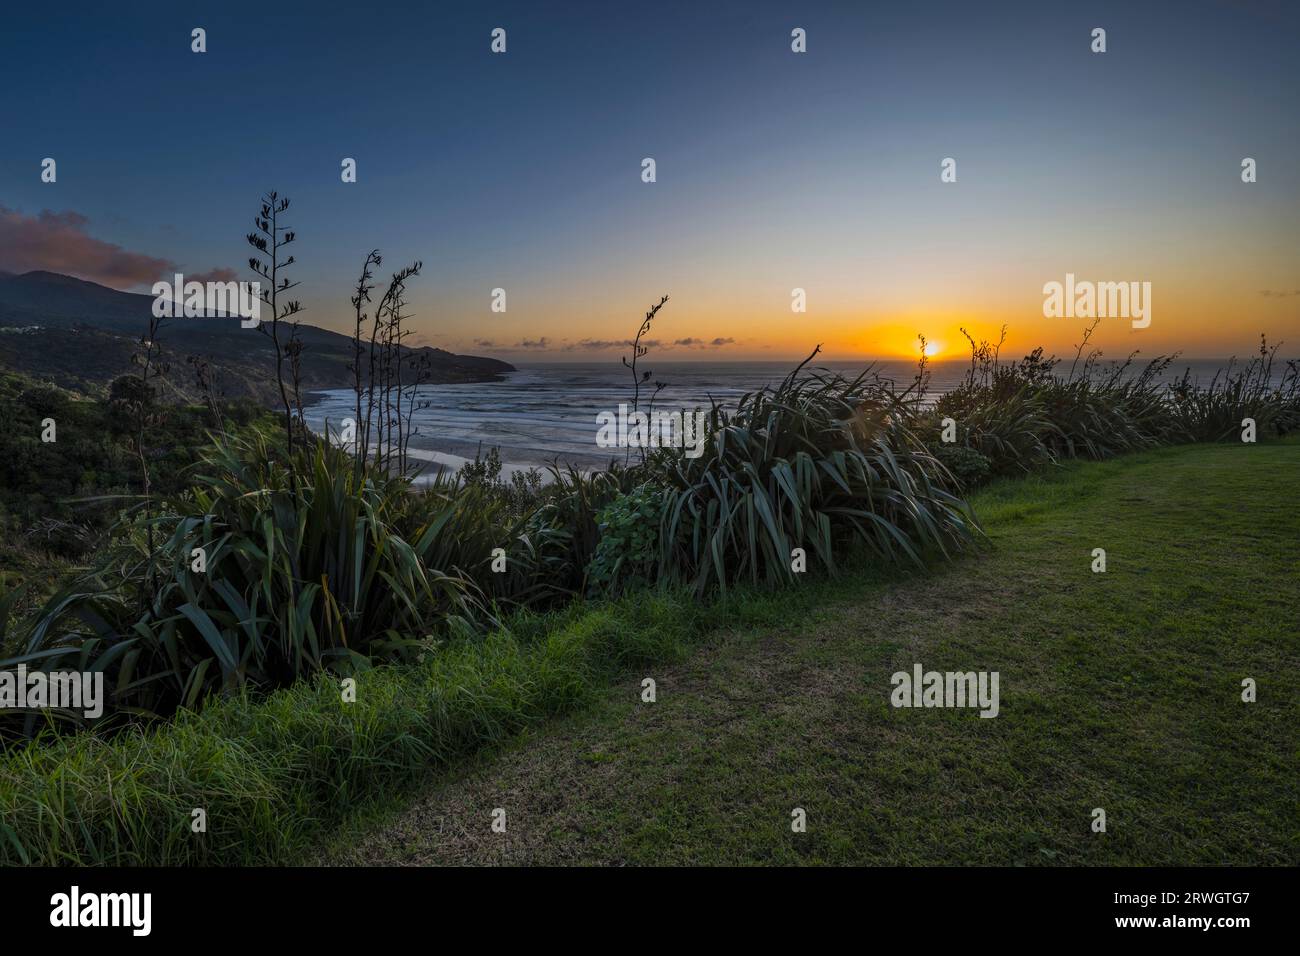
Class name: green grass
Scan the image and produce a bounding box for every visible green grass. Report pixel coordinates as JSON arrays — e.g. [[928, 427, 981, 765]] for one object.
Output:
[[1, 575, 785, 864], [315, 439, 1300, 866], [2, 440, 1294, 865]]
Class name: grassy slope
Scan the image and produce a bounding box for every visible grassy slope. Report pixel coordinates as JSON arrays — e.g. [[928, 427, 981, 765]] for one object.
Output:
[[319, 440, 1300, 865]]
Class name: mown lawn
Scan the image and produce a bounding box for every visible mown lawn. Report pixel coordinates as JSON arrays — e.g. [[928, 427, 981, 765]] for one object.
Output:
[[318, 440, 1299, 865]]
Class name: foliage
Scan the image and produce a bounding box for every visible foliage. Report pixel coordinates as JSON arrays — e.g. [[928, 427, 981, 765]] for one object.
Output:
[[585, 483, 667, 596], [647, 352, 980, 595], [932, 443, 992, 488], [0, 370, 270, 575], [2, 432, 482, 733], [0, 588, 714, 865], [7, 441, 1296, 865], [456, 446, 545, 521], [5, 323, 1300, 738], [918, 333, 1300, 482]]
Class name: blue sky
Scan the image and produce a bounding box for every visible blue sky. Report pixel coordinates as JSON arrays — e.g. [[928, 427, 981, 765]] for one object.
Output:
[[1, 0, 1296, 360]]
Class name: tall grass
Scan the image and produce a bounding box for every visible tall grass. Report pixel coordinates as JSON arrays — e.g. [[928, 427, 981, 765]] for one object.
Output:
[[3, 433, 484, 729], [4, 333, 1298, 737], [1166, 337, 1300, 441], [412, 456, 630, 606], [918, 334, 1300, 478], [0, 589, 716, 865], [648, 360, 979, 594]]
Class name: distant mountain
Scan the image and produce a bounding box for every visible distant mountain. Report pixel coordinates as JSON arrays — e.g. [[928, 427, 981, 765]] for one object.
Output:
[[0, 271, 514, 405]]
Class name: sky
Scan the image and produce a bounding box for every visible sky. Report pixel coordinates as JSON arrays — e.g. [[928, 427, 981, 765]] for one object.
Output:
[[0, 0, 1296, 363]]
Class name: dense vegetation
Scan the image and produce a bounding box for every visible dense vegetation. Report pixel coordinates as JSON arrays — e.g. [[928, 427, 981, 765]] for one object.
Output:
[[1, 193, 1297, 863], [0, 371, 270, 593], [2, 441, 1293, 866], [2, 177, 1292, 865], [2, 325, 1298, 740], [328, 441, 1300, 867], [933, 340, 1300, 473]]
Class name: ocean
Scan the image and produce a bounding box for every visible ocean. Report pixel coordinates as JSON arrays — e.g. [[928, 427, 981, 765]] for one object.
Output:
[[302, 358, 1266, 477]]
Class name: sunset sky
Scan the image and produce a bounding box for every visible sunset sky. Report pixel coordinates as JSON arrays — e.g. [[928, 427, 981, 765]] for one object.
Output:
[[1, 0, 1296, 362]]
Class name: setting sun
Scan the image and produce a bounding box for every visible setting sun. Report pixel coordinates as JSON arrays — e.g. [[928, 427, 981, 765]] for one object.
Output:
[[923, 340, 942, 358]]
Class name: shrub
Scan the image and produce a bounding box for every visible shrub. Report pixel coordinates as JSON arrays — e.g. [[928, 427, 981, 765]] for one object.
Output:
[[8, 332, 1299, 741], [932, 444, 992, 488], [921, 337, 1300, 477], [648, 359, 980, 595], [2, 432, 483, 732], [1167, 339, 1300, 441], [585, 483, 667, 596]]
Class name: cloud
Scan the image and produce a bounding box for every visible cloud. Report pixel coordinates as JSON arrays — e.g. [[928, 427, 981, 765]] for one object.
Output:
[[476, 335, 735, 354], [188, 267, 239, 284], [1259, 289, 1300, 298], [673, 336, 736, 348], [565, 338, 631, 350], [0, 204, 231, 289]]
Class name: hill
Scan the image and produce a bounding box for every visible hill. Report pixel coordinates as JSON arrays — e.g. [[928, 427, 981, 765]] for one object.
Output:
[[0, 271, 514, 405]]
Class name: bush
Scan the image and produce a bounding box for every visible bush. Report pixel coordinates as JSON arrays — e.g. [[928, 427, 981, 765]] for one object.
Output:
[[647, 363, 980, 594], [921, 340, 1300, 475], [1167, 339, 1300, 441], [8, 334, 1300, 740], [932, 444, 992, 488], [2, 432, 484, 732], [585, 483, 666, 596]]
